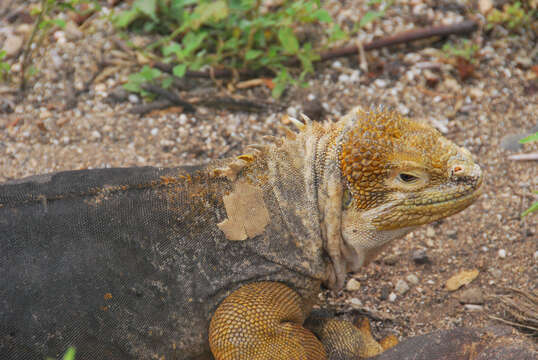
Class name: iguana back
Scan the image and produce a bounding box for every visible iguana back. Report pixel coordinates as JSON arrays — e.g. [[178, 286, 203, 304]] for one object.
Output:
[[0, 165, 324, 359]]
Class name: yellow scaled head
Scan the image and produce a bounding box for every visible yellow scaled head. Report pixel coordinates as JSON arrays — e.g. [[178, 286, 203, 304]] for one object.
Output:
[[339, 108, 483, 231]]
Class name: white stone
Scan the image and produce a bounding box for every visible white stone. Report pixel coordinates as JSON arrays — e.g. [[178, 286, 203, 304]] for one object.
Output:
[[331, 61, 342, 69], [397, 104, 409, 115], [338, 73, 350, 83], [395, 279, 410, 295], [91, 130, 101, 140], [388, 292, 397, 302], [406, 274, 419, 285], [350, 298, 362, 308], [150, 128, 159, 136], [498, 249, 506, 258], [374, 79, 388, 88], [128, 94, 139, 103], [464, 304, 484, 311], [346, 278, 361, 291]]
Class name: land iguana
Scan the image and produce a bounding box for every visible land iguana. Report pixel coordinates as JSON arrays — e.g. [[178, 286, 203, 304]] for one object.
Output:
[[1, 107, 532, 359]]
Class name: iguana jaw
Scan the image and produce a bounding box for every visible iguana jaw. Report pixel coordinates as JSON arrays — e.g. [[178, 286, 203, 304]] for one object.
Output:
[[372, 161, 483, 231]]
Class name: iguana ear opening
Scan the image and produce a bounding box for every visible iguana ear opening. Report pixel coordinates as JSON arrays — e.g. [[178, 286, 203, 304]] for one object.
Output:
[[342, 189, 353, 209]]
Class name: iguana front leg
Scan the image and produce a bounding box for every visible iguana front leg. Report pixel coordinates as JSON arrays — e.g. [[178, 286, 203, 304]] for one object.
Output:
[[209, 282, 391, 360], [209, 282, 326, 360]]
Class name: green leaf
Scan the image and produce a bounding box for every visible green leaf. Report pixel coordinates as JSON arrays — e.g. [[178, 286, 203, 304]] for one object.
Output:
[[519, 132, 538, 144], [113, 9, 139, 28], [313, 9, 331, 22], [521, 201, 538, 217], [182, 32, 207, 57], [359, 10, 384, 28], [328, 24, 347, 42], [161, 76, 173, 89], [0, 50, 6, 60], [134, 0, 157, 21], [272, 69, 289, 98], [245, 49, 262, 60], [172, 64, 187, 77], [191, 1, 229, 29], [50, 19, 67, 28], [62, 347, 76, 360], [139, 65, 161, 81], [278, 28, 299, 54], [123, 81, 141, 93], [163, 42, 182, 57]]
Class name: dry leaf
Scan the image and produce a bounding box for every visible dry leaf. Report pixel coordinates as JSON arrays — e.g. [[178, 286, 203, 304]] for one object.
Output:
[[446, 269, 479, 291]]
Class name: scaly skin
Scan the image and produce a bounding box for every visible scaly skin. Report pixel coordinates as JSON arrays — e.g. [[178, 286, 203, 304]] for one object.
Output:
[[0, 108, 483, 359], [209, 107, 483, 359]]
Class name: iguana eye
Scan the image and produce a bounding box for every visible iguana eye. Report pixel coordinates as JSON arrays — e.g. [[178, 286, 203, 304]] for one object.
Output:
[[398, 173, 418, 183], [342, 189, 353, 209]]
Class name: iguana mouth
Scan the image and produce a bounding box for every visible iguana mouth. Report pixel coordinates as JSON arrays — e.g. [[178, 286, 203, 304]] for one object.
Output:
[[375, 179, 483, 231]]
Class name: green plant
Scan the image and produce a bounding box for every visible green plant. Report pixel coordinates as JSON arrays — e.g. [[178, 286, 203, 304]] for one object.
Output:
[[486, 1, 536, 31], [519, 132, 538, 217], [115, 0, 337, 97], [115, 0, 389, 98], [46, 346, 76, 360], [0, 50, 10, 81], [442, 39, 479, 63]]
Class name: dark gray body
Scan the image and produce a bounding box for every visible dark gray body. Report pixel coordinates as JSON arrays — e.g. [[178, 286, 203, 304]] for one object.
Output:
[[0, 165, 326, 359]]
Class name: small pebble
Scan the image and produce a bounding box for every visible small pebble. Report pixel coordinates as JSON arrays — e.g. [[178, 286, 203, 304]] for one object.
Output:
[[383, 254, 399, 265], [374, 79, 388, 88], [346, 278, 361, 292], [395, 279, 409, 295], [379, 285, 390, 301], [464, 304, 484, 311], [489, 268, 502, 278], [91, 130, 101, 140], [150, 128, 159, 136], [534, 251, 538, 261], [128, 94, 139, 103], [458, 287, 484, 305], [397, 103, 409, 115], [498, 249, 506, 258], [388, 292, 397, 302], [426, 226, 435, 238], [95, 83, 107, 93], [331, 61, 342, 69], [412, 250, 430, 265], [350, 298, 362, 308], [338, 74, 350, 83], [406, 274, 419, 285]]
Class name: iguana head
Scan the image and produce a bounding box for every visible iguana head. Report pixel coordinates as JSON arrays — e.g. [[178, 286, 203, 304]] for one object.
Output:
[[336, 108, 483, 273]]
